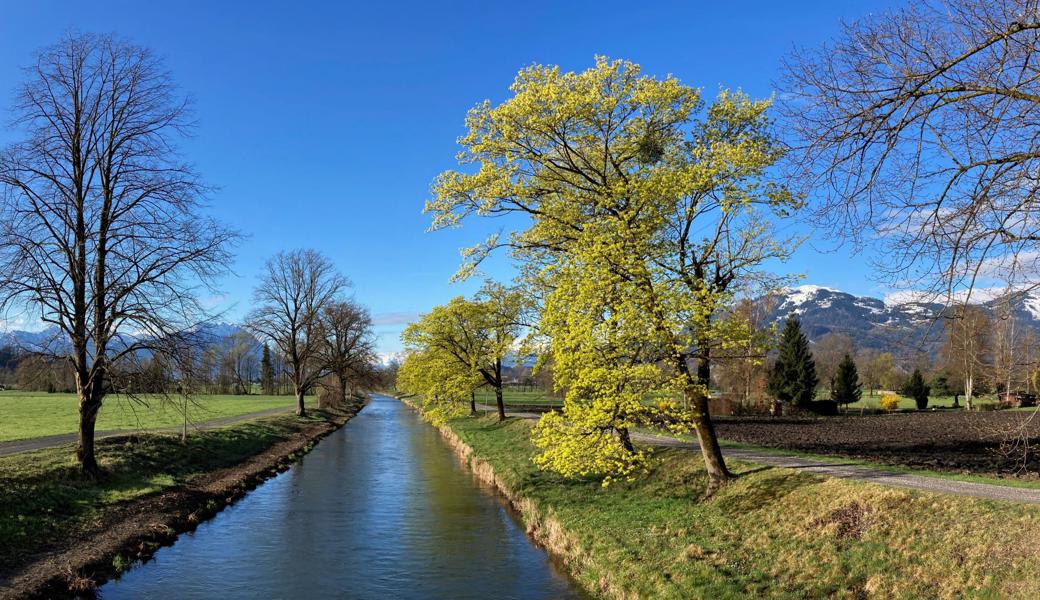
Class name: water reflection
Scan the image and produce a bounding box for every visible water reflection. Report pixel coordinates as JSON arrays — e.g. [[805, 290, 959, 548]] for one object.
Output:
[[101, 395, 586, 599]]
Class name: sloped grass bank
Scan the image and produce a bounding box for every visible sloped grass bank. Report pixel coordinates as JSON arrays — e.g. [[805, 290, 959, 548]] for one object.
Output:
[[0, 400, 364, 599], [441, 414, 1040, 599]]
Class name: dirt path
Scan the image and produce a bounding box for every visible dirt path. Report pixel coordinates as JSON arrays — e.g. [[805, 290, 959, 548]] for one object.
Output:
[[476, 403, 1040, 504], [0, 406, 294, 457]]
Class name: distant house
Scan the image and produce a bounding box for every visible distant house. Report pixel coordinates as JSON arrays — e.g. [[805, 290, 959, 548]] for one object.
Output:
[[999, 392, 1037, 408]]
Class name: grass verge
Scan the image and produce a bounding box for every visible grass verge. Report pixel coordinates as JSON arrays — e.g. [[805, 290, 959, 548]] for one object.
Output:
[[442, 413, 1040, 599], [0, 401, 362, 598]]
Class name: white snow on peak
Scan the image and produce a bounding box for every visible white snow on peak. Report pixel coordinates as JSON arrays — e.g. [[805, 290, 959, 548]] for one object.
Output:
[[782, 285, 840, 307], [1023, 296, 1040, 321]]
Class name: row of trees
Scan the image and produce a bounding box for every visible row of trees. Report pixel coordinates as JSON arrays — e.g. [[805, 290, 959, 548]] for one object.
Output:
[[0, 35, 378, 473], [397, 283, 523, 423], [414, 57, 800, 490], [711, 300, 1040, 413]]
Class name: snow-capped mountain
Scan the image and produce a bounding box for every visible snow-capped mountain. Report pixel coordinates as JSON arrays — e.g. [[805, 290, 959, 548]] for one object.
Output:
[[764, 285, 1040, 355], [0, 321, 259, 357]]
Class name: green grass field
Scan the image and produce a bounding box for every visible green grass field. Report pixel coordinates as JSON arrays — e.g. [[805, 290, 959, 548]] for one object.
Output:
[[0, 410, 337, 576], [446, 413, 1040, 598], [473, 388, 563, 406], [843, 391, 1004, 411], [0, 391, 308, 442]]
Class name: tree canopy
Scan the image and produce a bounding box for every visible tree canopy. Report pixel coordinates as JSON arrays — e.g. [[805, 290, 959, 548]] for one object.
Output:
[[428, 57, 802, 489]]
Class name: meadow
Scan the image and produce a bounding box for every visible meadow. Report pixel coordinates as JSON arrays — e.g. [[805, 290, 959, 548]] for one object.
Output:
[[0, 391, 306, 442]]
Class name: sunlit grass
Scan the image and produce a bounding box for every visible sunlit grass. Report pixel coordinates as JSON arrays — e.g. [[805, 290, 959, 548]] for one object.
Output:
[[0, 391, 310, 442], [448, 414, 1040, 599]]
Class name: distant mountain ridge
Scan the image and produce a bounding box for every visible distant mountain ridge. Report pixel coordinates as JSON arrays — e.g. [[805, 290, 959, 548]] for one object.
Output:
[[0, 321, 260, 357], [764, 285, 1040, 355]]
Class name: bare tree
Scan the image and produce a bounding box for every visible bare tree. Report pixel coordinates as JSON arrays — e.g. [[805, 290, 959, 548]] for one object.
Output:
[[0, 34, 237, 473], [713, 297, 775, 407], [247, 249, 347, 416], [814, 333, 854, 394], [940, 305, 992, 410], [318, 299, 376, 407], [782, 0, 1040, 304], [993, 298, 1020, 396]]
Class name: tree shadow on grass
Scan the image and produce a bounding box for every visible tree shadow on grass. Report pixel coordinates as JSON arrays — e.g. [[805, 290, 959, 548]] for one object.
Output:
[[733, 465, 773, 477], [712, 470, 819, 516]]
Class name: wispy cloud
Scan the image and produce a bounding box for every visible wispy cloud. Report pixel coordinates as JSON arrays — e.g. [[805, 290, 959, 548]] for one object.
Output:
[[371, 311, 419, 326]]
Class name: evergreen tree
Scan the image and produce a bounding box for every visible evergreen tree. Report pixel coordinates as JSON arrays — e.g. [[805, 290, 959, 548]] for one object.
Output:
[[902, 368, 930, 410], [831, 353, 861, 408], [768, 318, 819, 408], [260, 344, 275, 395]]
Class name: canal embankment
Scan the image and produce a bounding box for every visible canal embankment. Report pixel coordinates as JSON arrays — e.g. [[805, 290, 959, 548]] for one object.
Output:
[[0, 398, 365, 600], [418, 402, 1040, 599]]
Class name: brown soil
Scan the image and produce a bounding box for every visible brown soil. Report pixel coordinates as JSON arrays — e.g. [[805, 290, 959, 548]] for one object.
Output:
[[0, 400, 365, 600], [714, 410, 1040, 478]]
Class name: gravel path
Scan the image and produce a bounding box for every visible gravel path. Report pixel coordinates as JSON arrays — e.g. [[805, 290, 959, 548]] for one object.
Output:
[[474, 403, 1040, 504], [0, 406, 295, 457]]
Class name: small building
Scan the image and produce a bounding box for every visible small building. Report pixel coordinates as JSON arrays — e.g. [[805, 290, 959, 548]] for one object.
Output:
[[999, 392, 1037, 408]]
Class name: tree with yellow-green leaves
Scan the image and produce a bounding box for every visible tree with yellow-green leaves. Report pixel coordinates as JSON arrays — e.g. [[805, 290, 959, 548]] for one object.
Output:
[[400, 283, 524, 421], [397, 345, 481, 425], [428, 57, 801, 490]]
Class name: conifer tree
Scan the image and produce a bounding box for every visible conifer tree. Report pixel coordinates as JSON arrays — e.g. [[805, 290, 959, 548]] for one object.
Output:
[[902, 368, 930, 410], [768, 318, 818, 408], [831, 353, 861, 408], [260, 344, 275, 395]]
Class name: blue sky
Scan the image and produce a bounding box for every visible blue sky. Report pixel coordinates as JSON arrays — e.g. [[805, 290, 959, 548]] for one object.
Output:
[[0, 0, 896, 355]]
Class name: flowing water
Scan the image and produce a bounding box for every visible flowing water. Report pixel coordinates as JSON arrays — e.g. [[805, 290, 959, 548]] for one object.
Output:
[[100, 394, 586, 599]]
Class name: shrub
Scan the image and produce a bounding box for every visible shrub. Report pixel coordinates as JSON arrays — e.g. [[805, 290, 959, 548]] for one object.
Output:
[[880, 393, 900, 411]]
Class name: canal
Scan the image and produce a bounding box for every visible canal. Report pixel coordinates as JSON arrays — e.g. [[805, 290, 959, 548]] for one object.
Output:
[[101, 394, 586, 599]]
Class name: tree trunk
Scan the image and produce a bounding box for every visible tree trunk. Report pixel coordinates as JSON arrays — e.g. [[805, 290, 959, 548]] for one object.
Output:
[[965, 376, 974, 412], [690, 391, 733, 491], [470, 391, 477, 415], [691, 353, 734, 491], [296, 389, 306, 416], [77, 393, 101, 475], [618, 427, 635, 453], [495, 385, 505, 421]]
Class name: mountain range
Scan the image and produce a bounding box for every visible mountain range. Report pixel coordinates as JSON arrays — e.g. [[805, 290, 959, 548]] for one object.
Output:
[[5, 287, 1040, 361], [764, 285, 1040, 356], [0, 322, 259, 358]]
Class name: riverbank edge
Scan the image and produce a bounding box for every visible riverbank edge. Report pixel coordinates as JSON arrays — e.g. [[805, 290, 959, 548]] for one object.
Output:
[[1, 397, 367, 600], [396, 395, 612, 599]]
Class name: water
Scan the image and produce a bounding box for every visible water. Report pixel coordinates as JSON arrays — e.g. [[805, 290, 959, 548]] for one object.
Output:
[[100, 394, 586, 599]]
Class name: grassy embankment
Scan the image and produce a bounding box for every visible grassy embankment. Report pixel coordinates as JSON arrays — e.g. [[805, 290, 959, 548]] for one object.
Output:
[[442, 413, 1040, 599], [0, 391, 307, 442], [0, 407, 345, 588]]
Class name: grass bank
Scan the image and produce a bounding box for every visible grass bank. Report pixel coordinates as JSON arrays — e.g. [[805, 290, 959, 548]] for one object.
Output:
[[0, 399, 364, 599], [439, 412, 1040, 599], [0, 391, 310, 442]]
